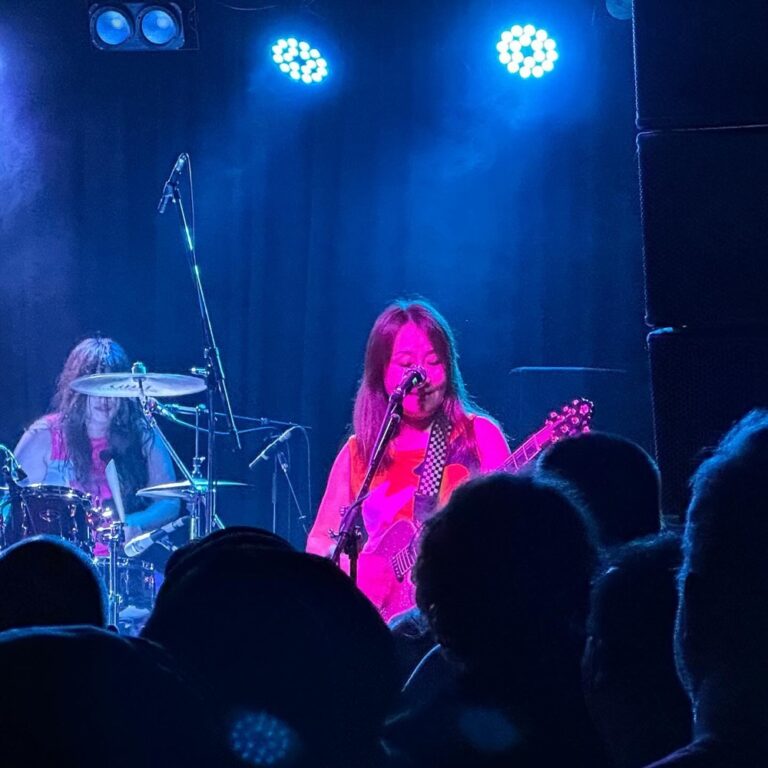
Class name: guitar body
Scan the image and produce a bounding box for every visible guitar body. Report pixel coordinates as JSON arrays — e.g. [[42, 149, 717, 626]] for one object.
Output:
[[360, 520, 419, 623], [362, 463, 471, 623], [360, 399, 593, 623]]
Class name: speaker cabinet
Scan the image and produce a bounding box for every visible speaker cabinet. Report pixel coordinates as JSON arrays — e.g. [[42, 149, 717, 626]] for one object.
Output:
[[648, 328, 768, 519], [639, 127, 768, 328], [634, 0, 768, 130]]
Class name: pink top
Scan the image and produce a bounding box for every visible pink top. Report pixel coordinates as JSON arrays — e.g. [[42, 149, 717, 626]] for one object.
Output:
[[44, 413, 113, 508]]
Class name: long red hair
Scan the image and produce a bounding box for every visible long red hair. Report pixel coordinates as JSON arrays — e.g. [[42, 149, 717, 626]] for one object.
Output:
[[352, 300, 484, 464]]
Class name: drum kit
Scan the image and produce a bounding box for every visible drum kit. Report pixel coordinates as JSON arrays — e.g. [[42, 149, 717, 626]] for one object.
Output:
[[0, 366, 305, 633]]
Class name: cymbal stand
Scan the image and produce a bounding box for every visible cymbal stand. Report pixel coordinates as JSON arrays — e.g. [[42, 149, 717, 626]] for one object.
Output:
[[137, 381, 202, 536], [105, 523, 123, 628]]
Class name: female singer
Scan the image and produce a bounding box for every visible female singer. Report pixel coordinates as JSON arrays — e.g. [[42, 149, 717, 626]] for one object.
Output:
[[307, 300, 510, 621]]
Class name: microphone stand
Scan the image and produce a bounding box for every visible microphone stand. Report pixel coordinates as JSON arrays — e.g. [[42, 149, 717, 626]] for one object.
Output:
[[330, 389, 404, 585], [167, 166, 241, 538], [277, 450, 308, 536]]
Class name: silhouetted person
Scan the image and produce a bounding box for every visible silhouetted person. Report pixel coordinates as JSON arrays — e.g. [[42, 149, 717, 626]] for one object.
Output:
[[386, 473, 609, 768], [536, 431, 661, 547], [0, 625, 236, 767], [583, 532, 691, 768], [143, 543, 399, 768], [647, 410, 768, 768], [162, 524, 295, 579], [0, 535, 106, 631]]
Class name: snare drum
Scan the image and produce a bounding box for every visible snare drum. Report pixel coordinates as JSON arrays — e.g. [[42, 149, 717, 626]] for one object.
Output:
[[2, 485, 93, 551], [94, 556, 156, 622]]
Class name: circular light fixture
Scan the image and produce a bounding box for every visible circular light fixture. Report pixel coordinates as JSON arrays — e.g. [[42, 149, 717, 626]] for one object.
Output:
[[606, 0, 632, 21], [140, 7, 180, 46], [497, 24, 558, 79], [272, 38, 329, 84], [229, 711, 300, 767], [93, 8, 133, 47]]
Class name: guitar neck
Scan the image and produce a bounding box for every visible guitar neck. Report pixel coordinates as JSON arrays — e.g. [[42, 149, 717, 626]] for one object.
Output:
[[501, 426, 554, 474]]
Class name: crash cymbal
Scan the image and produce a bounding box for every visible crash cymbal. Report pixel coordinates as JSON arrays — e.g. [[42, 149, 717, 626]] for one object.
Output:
[[136, 479, 250, 500], [70, 372, 206, 398]]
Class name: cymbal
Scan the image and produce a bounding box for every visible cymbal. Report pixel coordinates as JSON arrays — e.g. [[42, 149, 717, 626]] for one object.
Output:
[[136, 479, 250, 500], [70, 372, 207, 398]]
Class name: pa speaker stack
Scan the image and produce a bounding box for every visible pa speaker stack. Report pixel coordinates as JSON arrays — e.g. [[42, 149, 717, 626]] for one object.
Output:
[[634, 0, 768, 519]]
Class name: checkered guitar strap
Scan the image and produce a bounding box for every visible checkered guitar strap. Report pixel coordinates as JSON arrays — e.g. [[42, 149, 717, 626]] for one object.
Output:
[[413, 414, 450, 525]]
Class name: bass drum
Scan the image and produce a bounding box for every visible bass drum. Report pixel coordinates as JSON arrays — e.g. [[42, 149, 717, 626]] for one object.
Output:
[[1, 485, 93, 552], [94, 557, 156, 632]]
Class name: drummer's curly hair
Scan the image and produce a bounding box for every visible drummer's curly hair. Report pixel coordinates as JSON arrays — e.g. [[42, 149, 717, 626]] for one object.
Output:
[[52, 337, 151, 512]]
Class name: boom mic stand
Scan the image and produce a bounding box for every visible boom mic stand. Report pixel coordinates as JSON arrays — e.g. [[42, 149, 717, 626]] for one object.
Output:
[[159, 153, 241, 538]]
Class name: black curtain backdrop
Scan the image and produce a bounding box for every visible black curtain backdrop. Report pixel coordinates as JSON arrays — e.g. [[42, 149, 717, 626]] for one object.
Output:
[[0, 0, 649, 545]]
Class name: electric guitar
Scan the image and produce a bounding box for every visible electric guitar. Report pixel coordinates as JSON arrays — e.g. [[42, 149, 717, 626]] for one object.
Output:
[[366, 398, 594, 622]]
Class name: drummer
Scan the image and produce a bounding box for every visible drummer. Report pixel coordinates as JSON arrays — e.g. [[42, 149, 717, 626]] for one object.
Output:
[[13, 337, 179, 546]]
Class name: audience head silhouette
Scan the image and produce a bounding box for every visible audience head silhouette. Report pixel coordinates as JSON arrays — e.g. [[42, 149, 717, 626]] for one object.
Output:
[[536, 431, 661, 547], [646, 409, 768, 767], [143, 536, 398, 768], [416, 473, 598, 678], [162, 524, 295, 580], [399, 473, 608, 767], [0, 626, 235, 767], [584, 532, 690, 768], [0, 535, 106, 631], [679, 410, 768, 704]]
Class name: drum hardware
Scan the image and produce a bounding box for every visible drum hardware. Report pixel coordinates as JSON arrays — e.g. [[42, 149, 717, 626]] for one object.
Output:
[[70, 366, 308, 547], [69, 367, 298, 543], [102, 522, 123, 627], [72, 364, 213, 545]]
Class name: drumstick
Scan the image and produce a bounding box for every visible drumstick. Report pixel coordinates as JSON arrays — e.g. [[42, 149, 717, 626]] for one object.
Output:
[[105, 459, 126, 522]]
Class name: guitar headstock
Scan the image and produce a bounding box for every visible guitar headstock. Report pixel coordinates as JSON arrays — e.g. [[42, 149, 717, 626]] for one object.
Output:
[[545, 398, 594, 443]]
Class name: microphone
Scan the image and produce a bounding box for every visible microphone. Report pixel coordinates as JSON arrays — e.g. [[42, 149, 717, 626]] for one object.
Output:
[[248, 426, 297, 469], [393, 366, 427, 398], [124, 515, 189, 558], [157, 152, 188, 214]]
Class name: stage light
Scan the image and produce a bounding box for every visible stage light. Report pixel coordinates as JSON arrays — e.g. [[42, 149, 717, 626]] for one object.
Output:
[[92, 8, 133, 47], [606, 0, 632, 21], [89, 3, 198, 51], [140, 7, 179, 45], [272, 38, 328, 83], [497, 24, 558, 79]]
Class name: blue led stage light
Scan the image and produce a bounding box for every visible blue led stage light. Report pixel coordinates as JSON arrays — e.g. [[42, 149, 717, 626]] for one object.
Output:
[[140, 7, 180, 45], [89, 3, 198, 51], [497, 24, 558, 79], [93, 8, 133, 47], [272, 38, 328, 84]]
